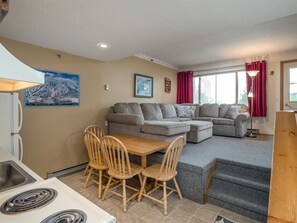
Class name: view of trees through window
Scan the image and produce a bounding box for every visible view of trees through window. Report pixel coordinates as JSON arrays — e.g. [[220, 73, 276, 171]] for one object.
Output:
[[193, 71, 247, 105], [290, 68, 297, 102], [237, 71, 248, 105]]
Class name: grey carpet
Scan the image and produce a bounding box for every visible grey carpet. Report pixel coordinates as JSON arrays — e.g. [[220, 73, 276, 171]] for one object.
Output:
[[179, 135, 273, 169]]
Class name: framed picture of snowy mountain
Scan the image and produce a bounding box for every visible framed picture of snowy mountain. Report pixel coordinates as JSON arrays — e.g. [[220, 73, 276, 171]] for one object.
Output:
[[25, 69, 80, 106]]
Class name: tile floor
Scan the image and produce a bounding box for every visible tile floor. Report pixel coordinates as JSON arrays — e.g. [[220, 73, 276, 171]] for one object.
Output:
[[58, 171, 260, 223]]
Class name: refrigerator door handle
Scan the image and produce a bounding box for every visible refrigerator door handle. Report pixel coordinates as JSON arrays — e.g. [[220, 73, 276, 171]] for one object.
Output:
[[17, 98, 23, 133], [17, 134, 23, 161]]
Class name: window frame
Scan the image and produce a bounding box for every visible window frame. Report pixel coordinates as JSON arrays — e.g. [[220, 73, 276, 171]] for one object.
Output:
[[280, 59, 297, 110], [289, 68, 297, 102], [193, 70, 246, 105]]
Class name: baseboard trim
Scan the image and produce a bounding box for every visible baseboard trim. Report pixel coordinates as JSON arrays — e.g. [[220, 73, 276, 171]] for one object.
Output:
[[47, 162, 88, 179]]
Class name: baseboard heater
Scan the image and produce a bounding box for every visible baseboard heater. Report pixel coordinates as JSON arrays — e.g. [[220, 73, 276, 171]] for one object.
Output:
[[47, 162, 88, 179]]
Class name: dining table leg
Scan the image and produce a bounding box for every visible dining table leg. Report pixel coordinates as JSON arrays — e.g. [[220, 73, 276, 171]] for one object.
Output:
[[140, 155, 156, 193], [141, 156, 147, 168]]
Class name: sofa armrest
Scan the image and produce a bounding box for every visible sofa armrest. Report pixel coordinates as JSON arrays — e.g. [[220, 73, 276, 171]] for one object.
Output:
[[235, 112, 250, 124], [107, 113, 144, 125]]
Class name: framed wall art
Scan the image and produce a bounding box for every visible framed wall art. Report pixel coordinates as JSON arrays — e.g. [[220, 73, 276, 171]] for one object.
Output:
[[25, 69, 80, 106], [165, 77, 171, 93], [134, 73, 153, 98]]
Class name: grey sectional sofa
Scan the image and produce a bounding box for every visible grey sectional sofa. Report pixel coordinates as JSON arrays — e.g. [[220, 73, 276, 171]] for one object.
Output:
[[107, 103, 250, 143]]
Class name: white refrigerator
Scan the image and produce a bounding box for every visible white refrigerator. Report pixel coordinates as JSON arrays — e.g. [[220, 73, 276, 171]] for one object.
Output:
[[0, 92, 23, 161]]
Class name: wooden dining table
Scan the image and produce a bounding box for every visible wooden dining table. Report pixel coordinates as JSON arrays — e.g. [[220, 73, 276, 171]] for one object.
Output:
[[111, 134, 170, 168]]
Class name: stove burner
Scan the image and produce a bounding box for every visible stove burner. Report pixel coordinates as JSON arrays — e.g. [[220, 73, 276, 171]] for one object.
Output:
[[41, 209, 87, 223], [0, 188, 57, 214]]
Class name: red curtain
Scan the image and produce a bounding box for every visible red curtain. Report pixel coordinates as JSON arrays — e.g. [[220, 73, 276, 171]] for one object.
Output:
[[245, 60, 267, 117], [177, 71, 193, 104]]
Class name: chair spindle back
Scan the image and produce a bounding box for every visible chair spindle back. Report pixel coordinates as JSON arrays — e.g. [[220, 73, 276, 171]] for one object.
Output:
[[101, 136, 132, 177], [83, 132, 105, 166], [84, 124, 105, 138], [159, 136, 185, 178]]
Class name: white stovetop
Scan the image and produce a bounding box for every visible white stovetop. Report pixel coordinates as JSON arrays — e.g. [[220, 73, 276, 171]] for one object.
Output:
[[0, 149, 116, 223], [0, 178, 115, 223]]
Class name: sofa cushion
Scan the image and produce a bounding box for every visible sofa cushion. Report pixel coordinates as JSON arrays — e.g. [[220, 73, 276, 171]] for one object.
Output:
[[141, 103, 163, 120], [114, 103, 143, 117], [193, 117, 214, 122], [219, 104, 232, 118], [107, 113, 144, 125], [212, 118, 235, 126], [225, 105, 241, 119], [175, 105, 196, 118], [200, 103, 219, 117], [186, 121, 213, 131], [178, 117, 192, 122], [160, 104, 177, 119], [163, 118, 192, 122], [194, 104, 200, 117], [141, 121, 190, 136]]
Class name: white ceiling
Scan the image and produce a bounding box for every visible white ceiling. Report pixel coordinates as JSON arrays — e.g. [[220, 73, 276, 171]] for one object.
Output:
[[1, 0, 297, 69]]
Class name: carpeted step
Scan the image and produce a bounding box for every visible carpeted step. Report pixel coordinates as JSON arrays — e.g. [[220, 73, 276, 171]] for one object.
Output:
[[208, 183, 268, 214], [213, 171, 270, 192], [211, 177, 269, 209], [208, 192, 267, 222], [215, 159, 271, 185], [207, 159, 270, 222], [208, 184, 268, 222]]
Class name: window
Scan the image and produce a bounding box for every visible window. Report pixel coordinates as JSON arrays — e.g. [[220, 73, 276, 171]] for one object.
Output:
[[237, 71, 248, 105], [200, 75, 215, 104], [193, 77, 199, 104], [282, 61, 297, 110], [193, 71, 247, 105], [289, 68, 297, 102], [217, 73, 236, 104]]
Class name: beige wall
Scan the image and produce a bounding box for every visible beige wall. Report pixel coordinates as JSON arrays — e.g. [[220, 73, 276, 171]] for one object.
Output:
[[0, 37, 177, 178]]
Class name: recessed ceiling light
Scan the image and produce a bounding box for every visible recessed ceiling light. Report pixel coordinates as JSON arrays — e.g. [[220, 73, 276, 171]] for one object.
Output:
[[97, 43, 109, 48]]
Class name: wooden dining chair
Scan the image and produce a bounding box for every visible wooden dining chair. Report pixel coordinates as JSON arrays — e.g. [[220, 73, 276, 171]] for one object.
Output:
[[83, 131, 108, 198], [101, 136, 143, 212], [83, 125, 105, 175], [138, 136, 185, 215]]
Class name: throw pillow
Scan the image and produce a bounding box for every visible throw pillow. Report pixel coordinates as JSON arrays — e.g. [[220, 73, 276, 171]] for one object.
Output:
[[175, 105, 196, 118], [225, 105, 241, 119]]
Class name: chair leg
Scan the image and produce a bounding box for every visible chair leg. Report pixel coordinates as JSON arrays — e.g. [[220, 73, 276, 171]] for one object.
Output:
[[138, 174, 146, 194], [102, 176, 113, 201], [84, 167, 93, 188], [138, 176, 147, 201], [173, 177, 183, 199], [83, 164, 90, 176], [98, 170, 102, 199], [163, 181, 168, 215], [123, 179, 127, 212], [138, 174, 142, 186]]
